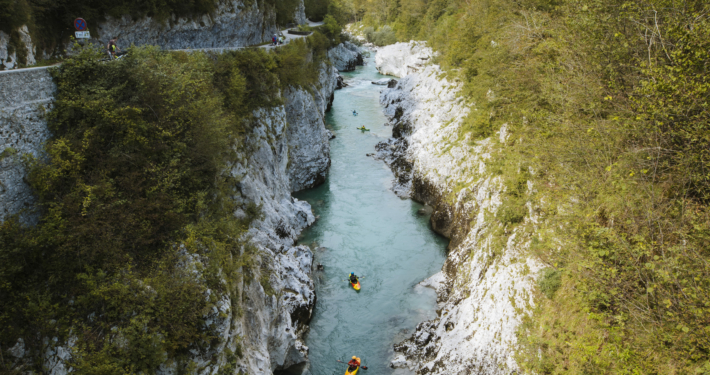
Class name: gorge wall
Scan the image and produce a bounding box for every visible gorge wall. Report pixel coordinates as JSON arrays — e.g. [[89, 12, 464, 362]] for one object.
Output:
[[0, 0, 306, 70], [95, 0, 287, 51], [0, 42, 357, 374], [375, 42, 542, 375]]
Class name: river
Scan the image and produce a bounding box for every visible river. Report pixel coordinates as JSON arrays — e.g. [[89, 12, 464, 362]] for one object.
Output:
[[293, 52, 448, 375]]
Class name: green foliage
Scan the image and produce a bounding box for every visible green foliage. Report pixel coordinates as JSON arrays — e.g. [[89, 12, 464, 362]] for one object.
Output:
[[360, 0, 710, 372], [305, 0, 329, 21], [263, 0, 301, 26], [0, 41, 325, 372], [0, 147, 18, 161], [538, 268, 561, 299], [364, 25, 397, 46], [321, 14, 343, 41]]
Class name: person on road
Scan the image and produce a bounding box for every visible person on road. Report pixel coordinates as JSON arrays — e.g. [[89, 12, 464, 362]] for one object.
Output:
[[347, 356, 361, 371], [107, 37, 120, 59], [272, 34, 277, 46], [278, 35, 285, 45]]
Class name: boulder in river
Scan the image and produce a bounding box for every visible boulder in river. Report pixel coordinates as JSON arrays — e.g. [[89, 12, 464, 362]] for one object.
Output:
[[372, 78, 397, 86]]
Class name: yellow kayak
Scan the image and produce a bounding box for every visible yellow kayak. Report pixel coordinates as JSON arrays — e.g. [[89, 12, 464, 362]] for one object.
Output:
[[350, 277, 361, 291], [345, 365, 359, 375]]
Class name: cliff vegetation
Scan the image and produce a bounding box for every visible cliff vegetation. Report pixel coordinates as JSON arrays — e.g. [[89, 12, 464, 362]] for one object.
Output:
[[357, 0, 710, 373], [0, 33, 335, 373]]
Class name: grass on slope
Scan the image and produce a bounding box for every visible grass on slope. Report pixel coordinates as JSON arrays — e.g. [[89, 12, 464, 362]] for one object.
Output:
[[354, 0, 710, 373]]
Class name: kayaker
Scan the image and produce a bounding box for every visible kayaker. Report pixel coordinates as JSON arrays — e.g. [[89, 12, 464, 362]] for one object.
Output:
[[347, 356, 361, 370], [353, 110, 358, 116], [349, 273, 359, 284]]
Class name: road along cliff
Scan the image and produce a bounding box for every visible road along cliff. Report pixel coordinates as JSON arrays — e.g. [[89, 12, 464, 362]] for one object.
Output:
[[375, 42, 543, 375], [1, 0, 307, 70]]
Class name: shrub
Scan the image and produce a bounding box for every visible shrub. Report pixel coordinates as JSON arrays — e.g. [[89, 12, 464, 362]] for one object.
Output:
[[366, 25, 397, 46], [538, 268, 561, 299]]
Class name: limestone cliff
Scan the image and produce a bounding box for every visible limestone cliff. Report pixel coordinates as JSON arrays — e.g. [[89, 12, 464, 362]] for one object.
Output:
[[96, 0, 293, 51], [0, 0, 306, 70], [375, 43, 542, 375], [375, 42, 433, 78], [0, 68, 53, 223], [0, 52, 338, 375], [0, 26, 37, 70], [326, 41, 364, 72]]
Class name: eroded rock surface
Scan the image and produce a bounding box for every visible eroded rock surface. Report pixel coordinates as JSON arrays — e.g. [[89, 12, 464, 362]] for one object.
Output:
[[375, 41, 434, 78], [285, 63, 338, 192], [0, 26, 37, 70], [0, 68, 54, 223], [376, 42, 543, 375], [327, 41, 363, 72], [97, 0, 298, 50]]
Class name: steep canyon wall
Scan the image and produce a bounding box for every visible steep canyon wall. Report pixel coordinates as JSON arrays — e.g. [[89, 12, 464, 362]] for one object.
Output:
[[1, 0, 306, 70], [375, 43, 542, 375], [0, 42, 355, 374]]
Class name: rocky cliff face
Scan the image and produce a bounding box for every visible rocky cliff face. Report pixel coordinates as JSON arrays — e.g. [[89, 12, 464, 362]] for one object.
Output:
[[375, 43, 542, 375], [0, 26, 37, 70], [375, 42, 433, 78], [286, 65, 338, 192], [0, 68, 53, 223], [0, 0, 307, 70], [326, 41, 364, 72], [97, 0, 293, 50], [0, 50, 339, 375]]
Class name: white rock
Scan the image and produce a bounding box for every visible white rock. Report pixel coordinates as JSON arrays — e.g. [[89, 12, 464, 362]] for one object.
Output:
[[378, 43, 544, 375], [0, 26, 36, 70], [375, 41, 434, 78], [97, 0, 302, 50], [327, 41, 363, 72]]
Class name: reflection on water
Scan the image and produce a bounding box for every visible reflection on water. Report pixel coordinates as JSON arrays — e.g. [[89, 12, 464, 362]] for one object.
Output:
[[294, 52, 448, 375]]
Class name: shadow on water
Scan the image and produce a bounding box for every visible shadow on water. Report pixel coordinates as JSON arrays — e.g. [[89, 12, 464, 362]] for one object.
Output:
[[293, 52, 448, 375]]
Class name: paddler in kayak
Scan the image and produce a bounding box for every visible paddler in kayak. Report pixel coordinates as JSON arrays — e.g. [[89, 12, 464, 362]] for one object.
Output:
[[357, 126, 368, 131], [346, 356, 361, 374], [349, 273, 359, 284], [353, 110, 358, 116]]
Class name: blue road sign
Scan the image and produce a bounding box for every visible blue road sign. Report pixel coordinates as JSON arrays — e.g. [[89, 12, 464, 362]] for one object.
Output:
[[74, 18, 87, 31]]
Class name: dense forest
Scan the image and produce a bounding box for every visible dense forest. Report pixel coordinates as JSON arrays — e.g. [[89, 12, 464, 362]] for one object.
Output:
[[332, 0, 709, 373]]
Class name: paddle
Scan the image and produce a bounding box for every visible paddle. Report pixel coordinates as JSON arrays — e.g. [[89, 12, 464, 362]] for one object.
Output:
[[341, 277, 365, 282], [336, 360, 368, 370]]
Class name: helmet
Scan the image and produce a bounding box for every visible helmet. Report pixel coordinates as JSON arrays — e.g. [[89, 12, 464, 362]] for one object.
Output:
[[352, 356, 357, 359]]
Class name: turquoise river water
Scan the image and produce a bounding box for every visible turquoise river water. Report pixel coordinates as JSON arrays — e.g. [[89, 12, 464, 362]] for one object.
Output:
[[293, 53, 448, 375]]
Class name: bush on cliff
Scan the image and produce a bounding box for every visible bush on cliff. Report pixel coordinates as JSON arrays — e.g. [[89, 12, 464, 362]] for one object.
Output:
[[0, 41, 322, 373]]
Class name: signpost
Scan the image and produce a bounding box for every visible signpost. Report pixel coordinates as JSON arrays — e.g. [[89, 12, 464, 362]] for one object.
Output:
[[73, 18, 91, 39]]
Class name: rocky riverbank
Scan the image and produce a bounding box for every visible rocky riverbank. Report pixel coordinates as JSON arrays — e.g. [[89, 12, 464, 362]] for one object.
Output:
[[375, 42, 543, 375]]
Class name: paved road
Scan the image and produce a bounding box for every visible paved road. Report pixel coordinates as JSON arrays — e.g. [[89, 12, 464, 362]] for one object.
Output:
[[0, 20, 325, 75]]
